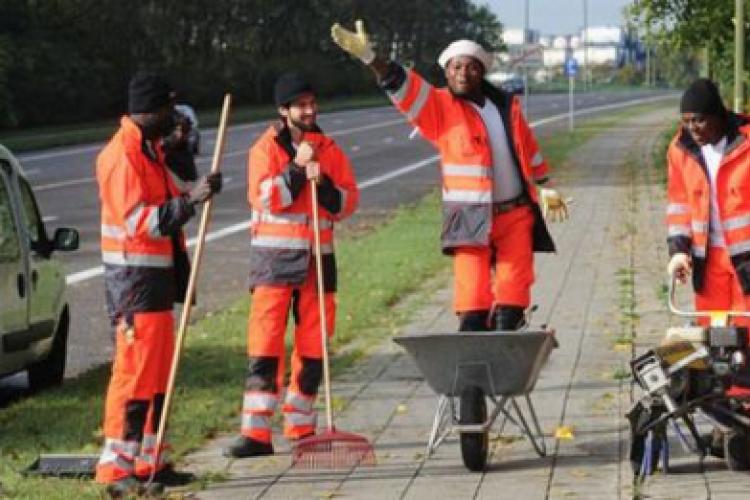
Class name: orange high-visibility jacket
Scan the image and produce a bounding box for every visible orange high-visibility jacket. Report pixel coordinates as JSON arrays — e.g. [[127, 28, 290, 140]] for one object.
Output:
[[384, 65, 555, 254], [247, 121, 359, 290], [97, 116, 194, 324], [666, 114, 750, 293]]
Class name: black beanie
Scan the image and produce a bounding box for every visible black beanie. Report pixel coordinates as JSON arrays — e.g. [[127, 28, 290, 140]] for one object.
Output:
[[128, 72, 174, 114], [680, 78, 725, 115], [274, 72, 314, 107]]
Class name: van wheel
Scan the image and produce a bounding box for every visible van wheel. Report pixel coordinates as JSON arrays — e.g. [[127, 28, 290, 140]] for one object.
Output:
[[28, 308, 68, 392]]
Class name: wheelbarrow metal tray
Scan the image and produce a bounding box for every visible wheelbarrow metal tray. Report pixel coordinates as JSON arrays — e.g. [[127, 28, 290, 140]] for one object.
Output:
[[393, 330, 554, 397]]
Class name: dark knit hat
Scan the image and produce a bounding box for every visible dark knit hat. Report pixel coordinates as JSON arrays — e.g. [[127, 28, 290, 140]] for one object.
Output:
[[680, 78, 725, 115], [128, 72, 174, 114], [274, 72, 314, 107]]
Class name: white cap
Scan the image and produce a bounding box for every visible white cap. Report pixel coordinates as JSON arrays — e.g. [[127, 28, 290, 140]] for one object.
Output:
[[437, 40, 493, 72]]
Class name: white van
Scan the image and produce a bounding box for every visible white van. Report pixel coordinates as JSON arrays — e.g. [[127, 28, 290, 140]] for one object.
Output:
[[0, 144, 78, 391]]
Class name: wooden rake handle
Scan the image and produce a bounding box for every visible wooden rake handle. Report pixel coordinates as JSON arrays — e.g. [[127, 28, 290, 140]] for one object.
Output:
[[150, 94, 232, 475]]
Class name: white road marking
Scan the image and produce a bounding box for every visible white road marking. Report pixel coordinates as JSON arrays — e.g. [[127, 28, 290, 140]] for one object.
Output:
[[66, 94, 675, 285], [351, 145, 361, 152], [42, 215, 58, 223], [383, 137, 394, 144]]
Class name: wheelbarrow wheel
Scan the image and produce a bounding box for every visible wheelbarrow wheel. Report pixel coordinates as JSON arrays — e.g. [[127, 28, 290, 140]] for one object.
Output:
[[460, 385, 488, 472]]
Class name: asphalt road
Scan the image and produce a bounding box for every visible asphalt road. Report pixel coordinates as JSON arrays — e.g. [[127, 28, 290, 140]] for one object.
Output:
[[3, 89, 677, 395]]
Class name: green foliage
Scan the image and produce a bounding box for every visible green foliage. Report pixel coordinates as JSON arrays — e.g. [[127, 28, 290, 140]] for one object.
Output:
[[628, 0, 742, 92], [0, 0, 502, 129]]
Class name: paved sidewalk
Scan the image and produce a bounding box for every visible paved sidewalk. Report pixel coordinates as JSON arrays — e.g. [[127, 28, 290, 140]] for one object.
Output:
[[181, 106, 750, 499]]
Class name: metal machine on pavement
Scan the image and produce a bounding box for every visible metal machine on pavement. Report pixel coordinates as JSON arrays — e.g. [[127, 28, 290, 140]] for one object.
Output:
[[394, 322, 556, 472], [629, 276, 750, 477]]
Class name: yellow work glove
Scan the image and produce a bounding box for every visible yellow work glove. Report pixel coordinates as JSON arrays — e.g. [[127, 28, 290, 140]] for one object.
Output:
[[331, 19, 376, 64], [539, 188, 569, 222], [667, 253, 692, 284]]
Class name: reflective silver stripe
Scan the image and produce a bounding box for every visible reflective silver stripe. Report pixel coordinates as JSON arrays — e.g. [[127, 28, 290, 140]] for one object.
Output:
[[531, 151, 544, 167], [250, 235, 309, 250], [125, 204, 145, 236], [442, 189, 492, 204], [693, 245, 707, 258], [138, 434, 170, 466], [405, 80, 431, 122], [443, 164, 491, 178], [101, 251, 173, 267], [243, 392, 277, 412], [317, 219, 334, 230], [241, 413, 270, 431], [667, 224, 691, 237], [101, 224, 126, 240], [723, 214, 750, 231], [98, 438, 139, 471], [691, 220, 708, 233], [388, 67, 412, 104], [667, 203, 690, 215], [146, 207, 161, 238], [251, 209, 308, 225], [284, 410, 316, 426], [729, 240, 750, 256], [259, 176, 293, 209], [284, 392, 314, 413]]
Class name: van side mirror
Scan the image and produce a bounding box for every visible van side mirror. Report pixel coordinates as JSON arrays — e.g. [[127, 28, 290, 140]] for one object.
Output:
[[52, 228, 79, 251]]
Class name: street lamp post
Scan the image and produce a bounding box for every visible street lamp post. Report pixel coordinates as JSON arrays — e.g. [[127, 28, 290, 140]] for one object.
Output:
[[523, 0, 530, 116], [583, 0, 588, 91]]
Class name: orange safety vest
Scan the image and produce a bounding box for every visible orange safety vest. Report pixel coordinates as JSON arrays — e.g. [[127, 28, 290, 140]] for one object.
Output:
[[97, 116, 189, 323], [666, 114, 750, 293], [386, 66, 555, 253], [247, 121, 359, 290]]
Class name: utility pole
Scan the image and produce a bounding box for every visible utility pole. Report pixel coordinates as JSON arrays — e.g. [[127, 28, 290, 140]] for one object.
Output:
[[523, 0, 530, 116], [583, 0, 588, 90], [735, 0, 745, 113]]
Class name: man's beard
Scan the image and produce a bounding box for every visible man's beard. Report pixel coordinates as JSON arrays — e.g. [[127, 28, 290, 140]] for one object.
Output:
[[290, 116, 317, 132]]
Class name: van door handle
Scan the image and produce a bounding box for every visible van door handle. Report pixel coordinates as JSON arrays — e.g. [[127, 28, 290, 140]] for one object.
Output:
[[31, 270, 38, 289], [16, 273, 25, 298]]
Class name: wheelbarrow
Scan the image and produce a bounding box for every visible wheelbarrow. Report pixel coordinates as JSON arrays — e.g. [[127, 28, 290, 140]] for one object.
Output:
[[393, 328, 557, 471]]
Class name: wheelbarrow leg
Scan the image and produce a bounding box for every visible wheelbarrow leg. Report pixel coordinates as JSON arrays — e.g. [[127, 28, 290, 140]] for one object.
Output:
[[511, 395, 547, 457], [426, 395, 451, 456]]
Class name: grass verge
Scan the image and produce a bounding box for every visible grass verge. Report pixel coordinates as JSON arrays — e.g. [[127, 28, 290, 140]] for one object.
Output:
[[0, 94, 389, 153], [0, 104, 658, 498]]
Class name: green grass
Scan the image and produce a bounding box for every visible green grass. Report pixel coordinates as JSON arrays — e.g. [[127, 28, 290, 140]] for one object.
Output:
[[0, 104, 655, 498], [0, 94, 389, 153]]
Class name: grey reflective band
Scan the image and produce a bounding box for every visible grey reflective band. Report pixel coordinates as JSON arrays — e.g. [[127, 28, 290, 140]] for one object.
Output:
[[442, 189, 493, 203], [388, 67, 412, 104], [666, 203, 690, 215], [243, 391, 278, 411], [405, 81, 431, 122], [101, 224, 126, 240], [723, 213, 750, 231], [443, 164, 492, 178], [667, 224, 691, 237], [250, 235, 309, 250], [125, 203, 145, 236], [531, 151, 544, 167], [101, 251, 173, 267]]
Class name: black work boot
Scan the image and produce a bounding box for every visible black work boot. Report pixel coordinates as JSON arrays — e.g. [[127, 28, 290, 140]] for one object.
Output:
[[458, 310, 491, 332], [137, 465, 196, 486], [222, 436, 274, 458], [106, 475, 164, 498], [493, 306, 526, 331]]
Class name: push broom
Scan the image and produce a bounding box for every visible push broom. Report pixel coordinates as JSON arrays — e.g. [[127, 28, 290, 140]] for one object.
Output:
[[290, 176, 375, 469], [146, 93, 232, 485]]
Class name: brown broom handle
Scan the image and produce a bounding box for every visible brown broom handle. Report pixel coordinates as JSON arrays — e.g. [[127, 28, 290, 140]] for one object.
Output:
[[310, 178, 334, 431], [151, 93, 232, 470]]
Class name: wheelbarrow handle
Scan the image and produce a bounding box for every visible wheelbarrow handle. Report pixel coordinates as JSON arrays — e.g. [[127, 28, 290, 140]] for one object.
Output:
[[668, 274, 750, 321]]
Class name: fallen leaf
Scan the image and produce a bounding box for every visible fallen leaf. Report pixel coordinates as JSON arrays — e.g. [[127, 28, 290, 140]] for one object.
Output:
[[554, 425, 575, 440]]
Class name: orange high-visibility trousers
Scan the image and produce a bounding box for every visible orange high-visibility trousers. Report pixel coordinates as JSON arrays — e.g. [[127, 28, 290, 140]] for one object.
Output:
[[95, 311, 174, 484], [240, 264, 335, 443], [453, 205, 535, 312], [695, 246, 750, 398]]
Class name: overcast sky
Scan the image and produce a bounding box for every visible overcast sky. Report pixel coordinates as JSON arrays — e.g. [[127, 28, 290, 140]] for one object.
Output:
[[478, 0, 634, 35]]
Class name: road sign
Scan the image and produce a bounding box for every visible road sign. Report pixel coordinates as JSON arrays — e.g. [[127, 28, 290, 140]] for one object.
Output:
[[564, 57, 579, 77]]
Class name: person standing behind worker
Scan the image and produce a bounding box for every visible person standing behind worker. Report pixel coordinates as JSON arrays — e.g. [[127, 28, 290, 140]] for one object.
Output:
[[224, 73, 359, 458], [331, 20, 569, 332], [94, 71, 222, 497]]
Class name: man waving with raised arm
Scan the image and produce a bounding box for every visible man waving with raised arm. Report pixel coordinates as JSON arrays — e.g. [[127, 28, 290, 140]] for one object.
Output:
[[331, 20, 569, 332]]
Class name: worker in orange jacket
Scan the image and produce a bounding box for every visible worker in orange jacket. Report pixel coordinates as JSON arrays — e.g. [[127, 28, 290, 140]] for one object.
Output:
[[95, 72, 221, 497], [224, 73, 359, 458], [331, 21, 569, 331]]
